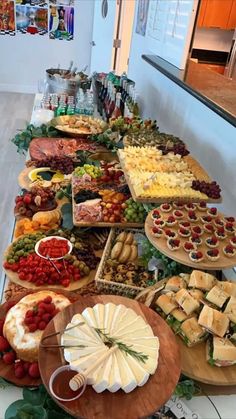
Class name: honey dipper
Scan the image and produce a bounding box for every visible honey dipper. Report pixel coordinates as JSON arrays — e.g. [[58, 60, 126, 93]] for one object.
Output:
[[69, 345, 118, 391]]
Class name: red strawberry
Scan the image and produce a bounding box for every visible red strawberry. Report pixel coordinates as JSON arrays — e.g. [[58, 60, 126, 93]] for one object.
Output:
[[2, 351, 16, 365], [15, 365, 26, 379], [24, 317, 34, 326], [0, 319, 4, 336], [23, 362, 30, 372], [28, 362, 40, 378], [0, 336, 10, 352], [25, 310, 33, 318]]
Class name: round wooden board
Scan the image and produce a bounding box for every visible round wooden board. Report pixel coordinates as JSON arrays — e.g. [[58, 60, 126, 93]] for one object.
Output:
[[38, 295, 181, 419], [0, 288, 80, 388], [3, 240, 102, 292], [145, 210, 236, 271], [178, 337, 236, 385], [18, 167, 71, 191]]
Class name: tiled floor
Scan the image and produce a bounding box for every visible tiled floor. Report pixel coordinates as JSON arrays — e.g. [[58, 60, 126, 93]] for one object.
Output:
[[0, 93, 34, 279]]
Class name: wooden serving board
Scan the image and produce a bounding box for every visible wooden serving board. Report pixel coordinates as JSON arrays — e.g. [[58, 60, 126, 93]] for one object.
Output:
[[118, 151, 221, 204], [18, 167, 71, 191], [145, 210, 236, 271], [178, 337, 236, 386], [0, 288, 79, 387], [38, 295, 181, 419], [3, 240, 101, 292]]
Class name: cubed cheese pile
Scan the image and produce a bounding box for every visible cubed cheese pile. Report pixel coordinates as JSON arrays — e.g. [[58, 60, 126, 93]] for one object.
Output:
[[61, 303, 159, 393]]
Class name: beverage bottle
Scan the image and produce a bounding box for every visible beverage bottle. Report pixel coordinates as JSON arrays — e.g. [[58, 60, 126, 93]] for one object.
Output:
[[107, 88, 116, 121], [132, 90, 140, 117], [111, 92, 122, 120]]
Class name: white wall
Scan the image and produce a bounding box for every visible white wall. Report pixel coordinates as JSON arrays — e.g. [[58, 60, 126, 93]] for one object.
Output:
[[128, 5, 236, 215], [193, 27, 233, 52], [0, 1, 94, 93]]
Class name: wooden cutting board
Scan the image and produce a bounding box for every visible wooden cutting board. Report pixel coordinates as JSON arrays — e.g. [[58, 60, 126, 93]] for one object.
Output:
[[145, 210, 236, 270], [178, 337, 236, 386], [38, 295, 181, 419]]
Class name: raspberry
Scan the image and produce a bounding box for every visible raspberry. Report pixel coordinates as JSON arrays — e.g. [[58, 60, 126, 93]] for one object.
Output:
[[24, 317, 34, 326], [38, 321, 46, 330], [0, 336, 10, 352], [15, 365, 26, 379], [34, 316, 41, 325], [0, 319, 4, 336], [28, 362, 40, 378], [37, 308, 45, 316], [26, 310, 33, 318], [196, 251, 203, 258], [28, 323, 37, 333], [43, 296, 52, 304], [2, 351, 16, 365]]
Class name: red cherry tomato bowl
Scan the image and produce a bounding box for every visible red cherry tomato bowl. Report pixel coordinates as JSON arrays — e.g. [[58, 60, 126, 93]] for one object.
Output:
[[35, 236, 73, 261]]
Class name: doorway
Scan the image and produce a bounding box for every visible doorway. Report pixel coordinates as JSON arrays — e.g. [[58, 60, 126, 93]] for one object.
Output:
[[90, 0, 136, 75]]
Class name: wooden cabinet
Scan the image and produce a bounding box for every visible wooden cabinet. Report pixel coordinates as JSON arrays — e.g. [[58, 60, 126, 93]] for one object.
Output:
[[197, 0, 236, 29], [227, 1, 236, 29]]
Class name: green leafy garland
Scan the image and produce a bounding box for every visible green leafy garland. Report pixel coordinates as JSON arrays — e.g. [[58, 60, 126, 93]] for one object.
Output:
[[11, 124, 60, 155]]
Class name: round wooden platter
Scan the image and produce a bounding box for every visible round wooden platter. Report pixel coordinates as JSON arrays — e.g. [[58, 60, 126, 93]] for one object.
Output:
[[178, 337, 236, 386], [18, 167, 71, 191], [38, 295, 181, 419], [145, 210, 236, 271], [0, 288, 80, 388], [3, 240, 101, 292]]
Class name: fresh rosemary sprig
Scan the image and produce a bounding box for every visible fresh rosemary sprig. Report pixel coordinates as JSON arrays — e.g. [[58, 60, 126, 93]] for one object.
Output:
[[94, 328, 149, 364]]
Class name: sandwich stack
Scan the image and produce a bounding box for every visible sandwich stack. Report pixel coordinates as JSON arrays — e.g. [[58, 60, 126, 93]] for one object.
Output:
[[154, 270, 236, 368]]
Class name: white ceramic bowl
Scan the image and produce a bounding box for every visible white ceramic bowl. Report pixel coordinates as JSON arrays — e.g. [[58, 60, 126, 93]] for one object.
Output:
[[35, 236, 73, 260]]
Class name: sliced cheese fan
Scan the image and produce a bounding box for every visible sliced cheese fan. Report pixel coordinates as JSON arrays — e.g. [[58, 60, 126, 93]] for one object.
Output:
[[61, 303, 159, 393]]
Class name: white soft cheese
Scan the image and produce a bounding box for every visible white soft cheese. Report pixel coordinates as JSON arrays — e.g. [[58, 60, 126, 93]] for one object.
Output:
[[82, 307, 98, 328], [104, 303, 117, 334], [70, 347, 109, 371], [124, 353, 149, 386], [92, 353, 113, 393], [115, 350, 137, 393], [107, 352, 122, 392], [93, 304, 105, 330]]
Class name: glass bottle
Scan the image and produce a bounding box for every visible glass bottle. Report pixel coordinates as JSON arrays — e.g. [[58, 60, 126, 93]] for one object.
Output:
[[111, 93, 122, 119]]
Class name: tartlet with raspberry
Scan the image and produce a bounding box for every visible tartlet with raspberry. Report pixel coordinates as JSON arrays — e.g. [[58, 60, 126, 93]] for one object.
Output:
[[188, 211, 199, 222], [223, 245, 236, 258], [151, 227, 163, 238], [197, 201, 207, 211], [225, 222, 235, 235], [191, 226, 204, 236], [183, 241, 197, 253], [178, 227, 191, 238], [173, 210, 184, 220], [206, 248, 220, 261], [189, 250, 204, 263], [205, 236, 219, 248], [190, 233, 202, 246], [166, 215, 177, 227], [230, 236, 236, 248], [153, 219, 166, 228], [152, 209, 161, 220], [164, 229, 178, 239], [215, 227, 227, 240], [207, 207, 218, 217], [160, 203, 172, 213], [167, 238, 181, 251]]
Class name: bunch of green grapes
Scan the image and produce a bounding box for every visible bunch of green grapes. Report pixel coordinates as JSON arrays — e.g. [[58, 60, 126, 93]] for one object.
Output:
[[124, 198, 147, 223], [73, 164, 102, 179]]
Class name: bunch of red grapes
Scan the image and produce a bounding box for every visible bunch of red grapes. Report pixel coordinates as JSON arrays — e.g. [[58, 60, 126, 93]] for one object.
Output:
[[192, 180, 221, 199], [15, 187, 55, 217]]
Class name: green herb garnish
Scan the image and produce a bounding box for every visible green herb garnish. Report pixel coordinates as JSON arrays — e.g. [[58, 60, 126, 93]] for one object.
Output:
[[94, 328, 149, 364]]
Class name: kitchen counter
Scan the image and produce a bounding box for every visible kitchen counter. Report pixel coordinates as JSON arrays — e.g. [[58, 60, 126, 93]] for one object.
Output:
[[142, 55, 236, 127]]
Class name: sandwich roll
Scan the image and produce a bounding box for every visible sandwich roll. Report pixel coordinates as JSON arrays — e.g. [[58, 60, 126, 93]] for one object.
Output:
[[180, 317, 207, 347], [206, 285, 229, 308], [198, 305, 229, 337], [189, 270, 216, 291], [175, 289, 200, 315], [165, 276, 187, 292], [155, 293, 178, 315], [188, 289, 204, 302], [207, 336, 236, 367], [217, 281, 236, 297], [224, 296, 236, 324]]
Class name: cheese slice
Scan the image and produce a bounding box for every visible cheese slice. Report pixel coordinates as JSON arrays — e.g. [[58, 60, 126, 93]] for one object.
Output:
[[64, 344, 105, 362], [92, 352, 113, 393], [115, 350, 137, 393], [123, 336, 158, 347], [109, 305, 127, 335], [115, 324, 153, 339], [124, 353, 149, 386], [70, 314, 101, 342], [113, 316, 148, 336], [82, 307, 98, 329], [112, 307, 133, 331], [70, 347, 109, 371], [93, 304, 105, 330], [114, 312, 145, 336], [121, 341, 158, 358], [104, 303, 117, 334], [107, 352, 121, 392]]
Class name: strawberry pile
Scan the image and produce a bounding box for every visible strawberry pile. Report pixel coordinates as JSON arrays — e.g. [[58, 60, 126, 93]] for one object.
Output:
[[38, 237, 70, 258], [4, 253, 81, 287], [24, 296, 59, 332], [0, 318, 40, 379]]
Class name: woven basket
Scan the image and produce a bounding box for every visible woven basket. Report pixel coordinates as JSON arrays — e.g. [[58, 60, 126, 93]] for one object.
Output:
[[95, 227, 150, 298]]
